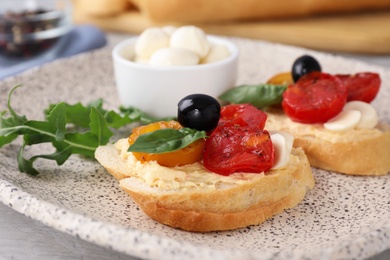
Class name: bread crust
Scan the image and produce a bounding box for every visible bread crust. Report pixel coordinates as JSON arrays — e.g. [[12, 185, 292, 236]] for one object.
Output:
[[126, 184, 308, 232], [265, 109, 390, 176], [95, 143, 315, 232], [130, 0, 390, 23]]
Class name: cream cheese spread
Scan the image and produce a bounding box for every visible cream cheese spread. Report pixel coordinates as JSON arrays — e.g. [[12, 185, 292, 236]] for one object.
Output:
[[115, 138, 270, 190], [266, 110, 386, 143]]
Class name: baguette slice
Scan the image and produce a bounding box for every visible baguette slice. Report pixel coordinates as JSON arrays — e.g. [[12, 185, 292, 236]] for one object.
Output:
[[95, 139, 314, 232], [265, 109, 390, 176]]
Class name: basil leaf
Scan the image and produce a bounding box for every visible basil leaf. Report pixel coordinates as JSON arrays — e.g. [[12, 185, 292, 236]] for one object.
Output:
[[128, 128, 207, 154], [219, 84, 287, 108]]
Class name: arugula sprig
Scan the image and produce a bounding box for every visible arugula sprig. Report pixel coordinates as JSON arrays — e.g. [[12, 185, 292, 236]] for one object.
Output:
[[0, 85, 163, 175], [44, 98, 164, 129]]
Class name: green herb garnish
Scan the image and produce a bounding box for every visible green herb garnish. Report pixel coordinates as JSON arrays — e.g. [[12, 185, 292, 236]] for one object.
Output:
[[0, 85, 162, 175], [128, 128, 207, 154], [219, 84, 287, 108]]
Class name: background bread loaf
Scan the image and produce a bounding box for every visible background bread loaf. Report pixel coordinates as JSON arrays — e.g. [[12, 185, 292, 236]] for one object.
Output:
[[130, 0, 390, 23], [73, 0, 390, 54], [73, 0, 133, 17]]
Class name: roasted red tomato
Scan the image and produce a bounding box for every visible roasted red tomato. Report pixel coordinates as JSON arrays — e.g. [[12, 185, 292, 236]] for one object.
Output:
[[219, 103, 268, 129], [335, 72, 380, 103], [282, 72, 347, 123], [203, 125, 275, 176]]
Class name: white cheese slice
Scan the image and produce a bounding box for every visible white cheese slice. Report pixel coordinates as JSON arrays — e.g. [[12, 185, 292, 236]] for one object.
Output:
[[344, 101, 379, 129], [324, 110, 361, 131], [270, 131, 294, 169]]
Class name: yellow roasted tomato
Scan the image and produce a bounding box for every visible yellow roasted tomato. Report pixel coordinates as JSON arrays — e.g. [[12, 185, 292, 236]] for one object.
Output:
[[128, 121, 205, 167], [266, 72, 294, 85]]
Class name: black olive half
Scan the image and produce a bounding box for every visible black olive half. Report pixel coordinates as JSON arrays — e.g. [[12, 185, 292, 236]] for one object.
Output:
[[292, 55, 322, 82], [177, 94, 221, 132]]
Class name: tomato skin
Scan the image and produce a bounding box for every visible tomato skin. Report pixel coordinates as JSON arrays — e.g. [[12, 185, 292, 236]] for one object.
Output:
[[219, 103, 268, 129], [335, 72, 380, 103], [128, 121, 205, 167], [203, 124, 275, 175], [282, 72, 348, 124], [205, 104, 274, 175]]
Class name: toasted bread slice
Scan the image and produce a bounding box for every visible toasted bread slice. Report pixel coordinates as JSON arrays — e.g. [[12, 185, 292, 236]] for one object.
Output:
[[265, 109, 390, 176], [95, 138, 314, 232]]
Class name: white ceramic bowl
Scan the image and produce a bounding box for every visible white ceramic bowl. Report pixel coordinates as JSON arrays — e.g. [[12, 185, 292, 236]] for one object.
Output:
[[112, 35, 239, 118]]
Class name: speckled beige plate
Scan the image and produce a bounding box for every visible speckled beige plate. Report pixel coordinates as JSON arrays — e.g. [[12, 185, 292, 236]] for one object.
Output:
[[0, 38, 389, 260]]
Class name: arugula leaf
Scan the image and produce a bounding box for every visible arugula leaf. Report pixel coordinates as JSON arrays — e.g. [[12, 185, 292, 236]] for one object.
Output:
[[128, 128, 207, 154], [0, 114, 19, 146], [89, 107, 113, 145], [45, 99, 105, 128], [45, 100, 168, 130], [117, 106, 175, 126], [219, 84, 287, 108], [7, 85, 28, 125], [17, 143, 40, 176], [62, 132, 99, 158], [0, 133, 18, 147], [0, 85, 28, 147], [46, 102, 67, 141], [0, 85, 164, 175]]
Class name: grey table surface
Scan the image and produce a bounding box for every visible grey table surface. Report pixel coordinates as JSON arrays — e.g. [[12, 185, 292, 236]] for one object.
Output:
[[1, 33, 390, 260]]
